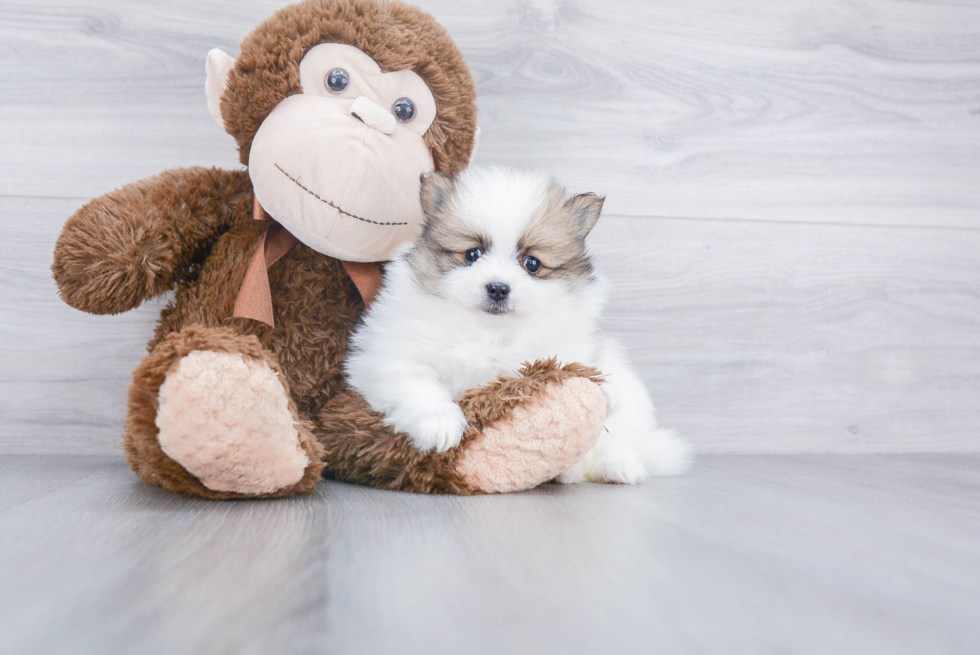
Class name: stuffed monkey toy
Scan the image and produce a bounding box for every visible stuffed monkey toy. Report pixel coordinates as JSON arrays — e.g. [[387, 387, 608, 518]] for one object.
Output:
[[52, 0, 607, 499]]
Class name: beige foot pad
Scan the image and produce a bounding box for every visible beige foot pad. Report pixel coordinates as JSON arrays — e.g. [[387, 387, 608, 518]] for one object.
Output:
[[156, 350, 309, 494], [455, 377, 606, 493]]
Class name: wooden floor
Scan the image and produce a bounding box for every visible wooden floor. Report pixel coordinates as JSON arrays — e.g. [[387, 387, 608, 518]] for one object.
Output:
[[1, 453, 977, 655]]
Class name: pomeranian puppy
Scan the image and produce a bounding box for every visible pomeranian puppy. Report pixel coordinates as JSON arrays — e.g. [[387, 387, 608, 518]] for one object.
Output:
[[345, 167, 691, 483]]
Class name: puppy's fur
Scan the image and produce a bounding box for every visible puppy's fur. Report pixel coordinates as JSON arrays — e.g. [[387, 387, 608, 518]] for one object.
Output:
[[345, 167, 691, 484]]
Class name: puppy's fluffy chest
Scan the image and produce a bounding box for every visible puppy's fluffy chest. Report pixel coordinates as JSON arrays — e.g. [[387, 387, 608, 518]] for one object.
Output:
[[423, 309, 598, 398]]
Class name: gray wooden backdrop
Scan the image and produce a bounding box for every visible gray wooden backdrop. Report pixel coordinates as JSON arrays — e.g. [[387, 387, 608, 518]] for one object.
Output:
[[2, 0, 978, 455]]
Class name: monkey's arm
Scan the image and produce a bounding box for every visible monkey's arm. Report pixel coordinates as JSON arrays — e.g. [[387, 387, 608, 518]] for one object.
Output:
[[52, 166, 252, 315]]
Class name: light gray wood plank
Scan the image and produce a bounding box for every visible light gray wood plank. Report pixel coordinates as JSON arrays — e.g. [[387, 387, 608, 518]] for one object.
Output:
[[0, 454, 109, 512], [588, 215, 980, 453], [5, 195, 978, 454], [0, 0, 978, 226], [0, 197, 166, 455], [0, 453, 977, 655]]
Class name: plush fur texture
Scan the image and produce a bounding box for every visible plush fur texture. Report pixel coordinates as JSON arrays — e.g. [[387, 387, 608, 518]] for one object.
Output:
[[456, 374, 607, 493], [157, 350, 310, 494], [346, 167, 692, 482], [52, 1, 606, 498], [52, 167, 252, 316], [124, 324, 326, 499]]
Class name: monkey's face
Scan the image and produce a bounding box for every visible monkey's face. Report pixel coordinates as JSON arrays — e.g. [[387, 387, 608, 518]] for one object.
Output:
[[211, 44, 438, 262]]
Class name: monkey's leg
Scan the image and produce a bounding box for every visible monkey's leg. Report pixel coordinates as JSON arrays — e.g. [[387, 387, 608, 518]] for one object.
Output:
[[316, 360, 606, 494], [125, 325, 324, 499]]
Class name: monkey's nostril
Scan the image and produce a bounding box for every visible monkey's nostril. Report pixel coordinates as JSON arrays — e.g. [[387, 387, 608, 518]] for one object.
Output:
[[486, 282, 510, 302]]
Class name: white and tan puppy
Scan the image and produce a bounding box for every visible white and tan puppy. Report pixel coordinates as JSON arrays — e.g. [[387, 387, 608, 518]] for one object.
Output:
[[345, 167, 691, 484]]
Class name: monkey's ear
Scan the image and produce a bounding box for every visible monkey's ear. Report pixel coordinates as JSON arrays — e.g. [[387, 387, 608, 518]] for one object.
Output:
[[419, 171, 456, 221], [205, 48, 236, 132], [565, 192, 605, 237]]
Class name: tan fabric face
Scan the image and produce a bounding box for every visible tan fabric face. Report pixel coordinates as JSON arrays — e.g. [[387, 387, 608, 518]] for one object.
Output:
[[299, 44, 437, 137], [248, 44, 436, 263]]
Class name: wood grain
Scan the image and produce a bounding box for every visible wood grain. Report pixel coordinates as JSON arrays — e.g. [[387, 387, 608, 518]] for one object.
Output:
[[1, 453, 977, 654], [0, 0, 978, 225], [588, 215, 980, 453]]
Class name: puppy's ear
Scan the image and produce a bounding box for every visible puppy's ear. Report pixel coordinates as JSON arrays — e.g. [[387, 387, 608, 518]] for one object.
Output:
[[420, 171, 456, 222], [565, 192, 604, 237]]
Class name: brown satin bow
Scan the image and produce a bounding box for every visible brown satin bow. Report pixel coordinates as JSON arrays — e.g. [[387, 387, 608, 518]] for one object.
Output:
[[233, 195, 383, 327]]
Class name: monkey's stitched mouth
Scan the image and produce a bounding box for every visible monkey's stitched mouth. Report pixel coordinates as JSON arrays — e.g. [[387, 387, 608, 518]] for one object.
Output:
[[275, 163, 408, 227]]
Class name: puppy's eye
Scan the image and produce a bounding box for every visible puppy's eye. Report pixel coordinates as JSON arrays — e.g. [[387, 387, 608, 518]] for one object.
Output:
[[523, 255, 541, 275], [326, 68, 350, 94], [392, 97, 416, 123], [464, 247, 483, 264]]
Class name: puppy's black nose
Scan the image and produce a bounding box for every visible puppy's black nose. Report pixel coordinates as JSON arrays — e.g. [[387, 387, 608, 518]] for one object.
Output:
[[486, 282, 510, 302]]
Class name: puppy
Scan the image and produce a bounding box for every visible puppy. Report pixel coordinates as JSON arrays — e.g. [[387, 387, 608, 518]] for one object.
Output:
[[345, 166, 691, 483]]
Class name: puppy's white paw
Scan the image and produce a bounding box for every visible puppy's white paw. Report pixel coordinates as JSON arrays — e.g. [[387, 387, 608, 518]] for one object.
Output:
[[406, 403, 468, 453], [587, 451, 646, 485], [555, 461, 585, 484]]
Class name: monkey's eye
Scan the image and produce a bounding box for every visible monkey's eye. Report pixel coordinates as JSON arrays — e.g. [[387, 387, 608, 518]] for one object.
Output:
[[464, 247, 483, 264], [325, 68, 350, 94], [392, 97, 416, 123], [522, 255, 541, 275]]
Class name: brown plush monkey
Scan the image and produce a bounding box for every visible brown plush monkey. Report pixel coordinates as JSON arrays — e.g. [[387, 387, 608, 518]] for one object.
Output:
[[51, 0, 606, 499]]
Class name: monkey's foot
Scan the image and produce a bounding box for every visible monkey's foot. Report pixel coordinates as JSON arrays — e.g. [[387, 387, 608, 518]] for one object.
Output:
[[455, 361, 607, 493], [156, 350, 310, 494]]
